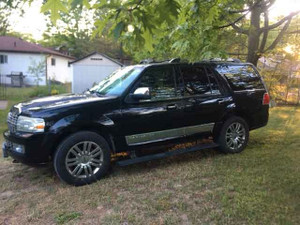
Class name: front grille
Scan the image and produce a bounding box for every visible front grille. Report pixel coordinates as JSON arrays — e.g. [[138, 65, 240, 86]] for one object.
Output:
[[7, 111, 18, 133]]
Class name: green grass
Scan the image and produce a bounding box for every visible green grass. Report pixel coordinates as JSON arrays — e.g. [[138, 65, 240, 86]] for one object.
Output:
[[0, 90, 299, 224], [55, 211, 82, 224]]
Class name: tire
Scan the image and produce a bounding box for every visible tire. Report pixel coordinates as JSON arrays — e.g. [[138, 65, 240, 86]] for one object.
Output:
[[54, 131, 111, 186], [215, 116, 249, 153]]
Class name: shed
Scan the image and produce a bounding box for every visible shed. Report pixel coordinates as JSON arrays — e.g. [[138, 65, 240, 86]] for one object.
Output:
[[71, 52, 123, 93]]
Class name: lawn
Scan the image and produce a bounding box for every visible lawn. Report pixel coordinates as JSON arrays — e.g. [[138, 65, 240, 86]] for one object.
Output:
[[0, 88, 299, 224]]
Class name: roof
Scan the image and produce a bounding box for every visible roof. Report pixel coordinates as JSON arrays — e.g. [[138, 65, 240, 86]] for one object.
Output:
[[70, 51, 123, 66], [0, 36, 75, 59]]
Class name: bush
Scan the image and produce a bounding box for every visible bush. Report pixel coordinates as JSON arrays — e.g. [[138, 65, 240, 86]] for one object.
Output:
[[29, 84, 69, 98], [51, 89, 59, 95], [29, 86, 49, 98]]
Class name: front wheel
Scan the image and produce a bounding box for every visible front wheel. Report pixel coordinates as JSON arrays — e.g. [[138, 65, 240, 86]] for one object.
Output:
[[54, 131, 111, 186], [215, 117, 249, 153]]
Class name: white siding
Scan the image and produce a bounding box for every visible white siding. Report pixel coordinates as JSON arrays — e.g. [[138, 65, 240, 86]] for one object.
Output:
[[0, 52, 46, 85], [47, 55, 72, 83], [72, 53, 122, 93]]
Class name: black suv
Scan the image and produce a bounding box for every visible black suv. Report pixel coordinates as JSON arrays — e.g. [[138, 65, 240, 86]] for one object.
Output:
[[3, 60, 269, 185]]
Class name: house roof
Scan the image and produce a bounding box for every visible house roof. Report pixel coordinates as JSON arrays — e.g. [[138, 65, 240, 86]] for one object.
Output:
[[70, 51, 123, 66], [0, 36, 75, 59]]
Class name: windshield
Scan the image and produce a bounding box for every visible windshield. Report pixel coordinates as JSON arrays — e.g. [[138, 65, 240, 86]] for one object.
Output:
[[89, 66, 144, 96]]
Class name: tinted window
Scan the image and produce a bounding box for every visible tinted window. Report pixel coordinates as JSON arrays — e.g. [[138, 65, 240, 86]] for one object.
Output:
[[215, 65, 264, 91], [180, 65, 211, 96], [136, 66, 176, 101]]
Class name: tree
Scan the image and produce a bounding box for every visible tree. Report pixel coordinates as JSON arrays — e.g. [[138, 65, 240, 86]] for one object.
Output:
[[218, 0, 300, 65], [0, 0, 24, 35], [32, 0, 300, 64], [40, 5, 124, 59], [27, 58, 46, 86], [258, 16, 300, 104]]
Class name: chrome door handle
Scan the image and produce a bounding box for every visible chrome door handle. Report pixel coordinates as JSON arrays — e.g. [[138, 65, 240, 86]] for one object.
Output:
[[218, 99, 226, 104], [247, 91, 255, 96], [167, 104, 177, 110]]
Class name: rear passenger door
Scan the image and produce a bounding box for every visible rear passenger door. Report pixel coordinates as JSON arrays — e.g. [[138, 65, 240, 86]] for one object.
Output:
[[176, 64, 228, 131]]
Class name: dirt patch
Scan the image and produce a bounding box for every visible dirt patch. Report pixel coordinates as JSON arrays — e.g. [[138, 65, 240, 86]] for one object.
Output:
[[0, 191, 14, 200]]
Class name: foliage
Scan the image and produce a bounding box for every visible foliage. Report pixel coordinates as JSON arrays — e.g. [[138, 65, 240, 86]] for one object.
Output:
[[0, 0, 24, 35], [38, 0, 299, 64], [40, 0, 67, 25], [40, 5, 124, 59], [27, 58, 46, 86], [29, 83, 69, 98], [258, 16, 300, 104], [51, 89, 59, 95]]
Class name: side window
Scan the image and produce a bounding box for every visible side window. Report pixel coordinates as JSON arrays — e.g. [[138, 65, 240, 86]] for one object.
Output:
[[180, 65, 211, 96], [206, 67, 221, 95], [215, 65, 264, 91], [135, 66, 176, 101], [51, 58, 56, 66], [0, 55, 8, 64]]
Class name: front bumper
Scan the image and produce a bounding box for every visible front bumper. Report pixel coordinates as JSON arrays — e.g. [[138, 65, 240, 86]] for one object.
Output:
[[3, 130, 52, 164]]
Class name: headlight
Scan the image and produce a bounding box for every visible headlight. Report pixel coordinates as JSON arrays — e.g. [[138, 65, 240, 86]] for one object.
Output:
[[16, 116, 45, 133]]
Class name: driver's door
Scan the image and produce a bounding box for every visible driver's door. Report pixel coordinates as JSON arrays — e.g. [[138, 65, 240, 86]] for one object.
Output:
[[119, 65, 183, 146]]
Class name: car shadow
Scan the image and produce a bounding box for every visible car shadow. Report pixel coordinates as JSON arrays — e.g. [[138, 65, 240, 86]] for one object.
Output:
[[111, 147, 223, 176], [7, 146, 223, 186]]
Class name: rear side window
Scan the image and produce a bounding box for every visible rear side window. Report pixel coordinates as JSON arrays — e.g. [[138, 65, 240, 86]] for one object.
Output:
[[180, 65, 220, 96], [215, 65, 264, 91], [180, 66, 211, 96]]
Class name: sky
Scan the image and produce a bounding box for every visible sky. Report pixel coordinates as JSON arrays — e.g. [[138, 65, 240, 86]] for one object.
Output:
[[7, 0, 300, 40]]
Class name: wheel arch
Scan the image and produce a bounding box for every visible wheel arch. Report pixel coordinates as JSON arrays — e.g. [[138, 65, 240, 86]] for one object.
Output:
[[213, 109, 251, 138], [48, 123, 117, 160]]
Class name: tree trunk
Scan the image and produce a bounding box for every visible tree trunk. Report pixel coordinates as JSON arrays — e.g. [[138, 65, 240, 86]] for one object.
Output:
[[246, 5, 261, 66]]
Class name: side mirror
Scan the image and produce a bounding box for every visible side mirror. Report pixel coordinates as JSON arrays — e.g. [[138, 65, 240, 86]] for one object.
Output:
[[131, 87, 151, 100]]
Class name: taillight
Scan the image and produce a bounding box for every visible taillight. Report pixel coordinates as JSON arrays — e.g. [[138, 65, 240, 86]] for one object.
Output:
[[263, 93, 270, 105]]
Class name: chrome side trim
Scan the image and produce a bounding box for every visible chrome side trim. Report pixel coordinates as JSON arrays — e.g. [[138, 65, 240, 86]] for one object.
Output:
[[125, 123, 215, 146]]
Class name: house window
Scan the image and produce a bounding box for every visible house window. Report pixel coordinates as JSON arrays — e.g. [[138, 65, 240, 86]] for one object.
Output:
[[0, 55, 8, 64], [51, 58, 56, 66]]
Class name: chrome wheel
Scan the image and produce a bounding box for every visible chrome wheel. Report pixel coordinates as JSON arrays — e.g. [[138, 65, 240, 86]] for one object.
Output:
[[65, 141, 104, 178], [225, 122, 246, 150]]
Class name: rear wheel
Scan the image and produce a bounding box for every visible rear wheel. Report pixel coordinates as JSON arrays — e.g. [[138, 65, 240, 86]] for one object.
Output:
[[215, 117, 249, 153], [54, 131, 111, 186]]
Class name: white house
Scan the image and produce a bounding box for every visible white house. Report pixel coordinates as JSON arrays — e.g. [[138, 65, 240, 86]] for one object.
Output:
[[71, 52, 123, 93], [0, 36, 74, 86]]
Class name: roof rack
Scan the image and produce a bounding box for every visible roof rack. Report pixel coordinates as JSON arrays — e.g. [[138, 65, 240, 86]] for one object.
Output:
[[203, 58, 242, 63], [139, 58, 181, 64], [139, 58, 155, 64], [139, 57, 242, 65]]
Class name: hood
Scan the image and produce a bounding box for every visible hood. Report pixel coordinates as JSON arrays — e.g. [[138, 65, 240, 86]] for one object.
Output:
[[14, 93, 117, 115]]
